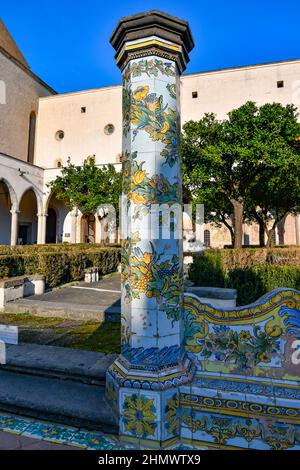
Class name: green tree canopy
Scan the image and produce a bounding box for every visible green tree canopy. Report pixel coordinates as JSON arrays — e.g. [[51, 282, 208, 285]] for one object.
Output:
[[48, 157, 122, 218], [181, 102, 300, 248]]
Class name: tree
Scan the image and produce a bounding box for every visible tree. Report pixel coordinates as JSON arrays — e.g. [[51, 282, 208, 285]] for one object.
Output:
[[244, 103, 300, 246], [246, 147, 300, 247], [181, 102, 300, 248], [48, 157, 122, 239]]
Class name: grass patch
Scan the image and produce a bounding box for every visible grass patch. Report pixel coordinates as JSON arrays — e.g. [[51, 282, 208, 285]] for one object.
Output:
[[66, 322, 121, 353], [0, 313, 120, 353]]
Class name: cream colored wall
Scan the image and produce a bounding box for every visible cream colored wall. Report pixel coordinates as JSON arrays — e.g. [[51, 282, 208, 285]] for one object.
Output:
[[32, 59, 300, 246], [0, 152, 44, 211], [35, 59, 300, 170], [0, 51, 54, 162], [0, 152, 44, 245], [35, 86, 122, 168], [180, 59, 300, 122]]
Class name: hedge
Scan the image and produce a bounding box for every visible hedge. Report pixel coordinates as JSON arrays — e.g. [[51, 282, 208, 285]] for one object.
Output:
[[0, 247, 121, 289], [0, 243, 120, 255], [189, 248, 300, 306]]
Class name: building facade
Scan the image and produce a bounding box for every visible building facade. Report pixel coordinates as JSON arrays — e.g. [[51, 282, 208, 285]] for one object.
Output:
[[0, 19, 299, 247]]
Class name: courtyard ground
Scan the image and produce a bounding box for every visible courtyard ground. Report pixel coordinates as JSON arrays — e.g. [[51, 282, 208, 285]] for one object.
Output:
[[0, 314, 120, 353], [4, 272, 122, 322], [0, 273, 121, 353]]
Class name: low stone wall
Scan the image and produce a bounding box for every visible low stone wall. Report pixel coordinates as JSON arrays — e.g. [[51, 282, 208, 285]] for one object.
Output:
[[181, 288, 300, 449], [0, 275, 45, 311], [186, 286, 236, 309]]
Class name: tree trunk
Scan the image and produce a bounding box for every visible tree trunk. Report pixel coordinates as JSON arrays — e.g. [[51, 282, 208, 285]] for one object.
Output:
[[258, 221, 265, 247], [251, 212, 266, 247], [266, 229, 274, 248], [277, 215, 287, 245], [266, 221, 277, 248], [230, 228, 235, 247], [231, 199, 244, 248], [221, 216, 235, 247]]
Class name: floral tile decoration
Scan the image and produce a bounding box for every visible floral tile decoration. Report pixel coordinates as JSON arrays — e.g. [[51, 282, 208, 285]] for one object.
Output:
[[0, 413, 128, 450], [0, 412, 206, 450]]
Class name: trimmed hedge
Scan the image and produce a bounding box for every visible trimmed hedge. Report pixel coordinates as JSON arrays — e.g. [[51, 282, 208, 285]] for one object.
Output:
[[189, 248, 300, 306], [0, 243, 120, 255], [0, 247, 121, 289]]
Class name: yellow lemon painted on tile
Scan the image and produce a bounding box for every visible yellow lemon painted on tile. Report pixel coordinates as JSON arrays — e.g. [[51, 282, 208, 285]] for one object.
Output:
[[160, 120, 170, 134], [133, 86, 149, 100], [133, 170, 146, 185], [142, 252, 152, 264], [130, 193, 147, 204]]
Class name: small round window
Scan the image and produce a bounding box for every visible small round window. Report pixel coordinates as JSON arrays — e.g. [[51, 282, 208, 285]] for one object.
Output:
[[55, 130, 65, 141], [104, 124, 115, 135]]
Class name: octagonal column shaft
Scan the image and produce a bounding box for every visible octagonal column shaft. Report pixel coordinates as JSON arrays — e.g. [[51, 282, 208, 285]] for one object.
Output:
[[107, 10, 194, 447], [120, 53, 184, 356]]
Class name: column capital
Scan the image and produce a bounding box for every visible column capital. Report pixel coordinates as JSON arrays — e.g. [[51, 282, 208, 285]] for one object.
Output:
[[110, 10, 194, 72]]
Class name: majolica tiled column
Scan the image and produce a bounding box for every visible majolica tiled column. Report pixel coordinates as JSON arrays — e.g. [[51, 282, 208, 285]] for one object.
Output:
[[106, 11, 194, 447]]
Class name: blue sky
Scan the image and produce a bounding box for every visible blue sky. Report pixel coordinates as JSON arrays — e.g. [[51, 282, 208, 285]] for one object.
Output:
[[2, 0, 300, 93]]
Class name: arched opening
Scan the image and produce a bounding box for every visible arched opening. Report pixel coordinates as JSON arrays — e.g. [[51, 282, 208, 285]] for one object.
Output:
[[0, 181, 12, 245], [18, 189, 38, 244], [81, 214, 96, 243], [46, 208, 57, 243], [243, 233, 250, 246], [204, 229, 211, 247], [45, 193, 69, 243], [27, 111, 36, 164]]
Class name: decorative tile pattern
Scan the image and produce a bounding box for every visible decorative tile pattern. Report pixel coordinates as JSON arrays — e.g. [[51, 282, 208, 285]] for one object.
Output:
[[0, 413, 128, 450], [164, 392, 180, 439], [184, 289, 300, 375], [181, 393, 300, 420], [107, 22, 193, 448], [181, 288, 300, 450], [181, 410, 300, 450], [121, 392, 158, 440]]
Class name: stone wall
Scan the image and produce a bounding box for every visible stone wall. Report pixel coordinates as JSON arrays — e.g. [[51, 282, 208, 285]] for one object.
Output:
[[0, 51, 54, 162]]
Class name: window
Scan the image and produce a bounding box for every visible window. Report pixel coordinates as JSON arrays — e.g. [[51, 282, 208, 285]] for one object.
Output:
[[192, 91, 198, 98], [81, 107, 86, 113], [104, 124, 115, 135], [243, 233, 250, 246], [55, 130, 65, 141], [27, 111, 36, 164], [204, 229, 211, 247], [55, 159, 63, 168], [277, 80, 284, 88]]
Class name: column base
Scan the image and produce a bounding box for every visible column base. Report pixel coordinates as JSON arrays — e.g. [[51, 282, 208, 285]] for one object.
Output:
[[106, 351, 195, 447]]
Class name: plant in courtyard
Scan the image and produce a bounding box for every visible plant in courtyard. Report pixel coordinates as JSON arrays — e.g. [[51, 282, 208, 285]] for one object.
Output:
[[48, 156, 122, 232], [181, 102, 300, 248], [245, 104, 300, 246], [188, 248, 300, 305]]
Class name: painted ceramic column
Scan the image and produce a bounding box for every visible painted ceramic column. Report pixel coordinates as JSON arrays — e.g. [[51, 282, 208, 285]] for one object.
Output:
[[107, 11, 194, 447]]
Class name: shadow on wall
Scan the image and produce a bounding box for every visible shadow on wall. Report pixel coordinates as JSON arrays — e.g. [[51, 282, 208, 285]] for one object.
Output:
[[189, 253, 300, 306]]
